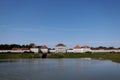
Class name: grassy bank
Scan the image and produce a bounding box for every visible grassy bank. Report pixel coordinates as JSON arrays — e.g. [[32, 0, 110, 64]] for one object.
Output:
[[0, 53, 120, 63], [48, 52, 120, 63], [0, 53, 41, 58]]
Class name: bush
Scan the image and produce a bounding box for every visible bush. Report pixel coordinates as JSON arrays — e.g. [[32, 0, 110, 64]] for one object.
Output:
[[110, 51, 116, 53], [24, 51, 34, 53], [85, 51, 92, 54]]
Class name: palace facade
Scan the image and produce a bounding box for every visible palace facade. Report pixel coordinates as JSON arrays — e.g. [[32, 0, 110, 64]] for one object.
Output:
[[0, 43, 120, 53]]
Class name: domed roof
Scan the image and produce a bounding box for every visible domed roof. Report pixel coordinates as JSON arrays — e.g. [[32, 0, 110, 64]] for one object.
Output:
[[56, 43, 66, 47], [74, 45, 81, 49], [41, 45, 48, 49]]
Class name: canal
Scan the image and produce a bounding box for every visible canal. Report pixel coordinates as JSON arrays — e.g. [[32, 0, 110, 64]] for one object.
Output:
[[0, 58, 120, 80]]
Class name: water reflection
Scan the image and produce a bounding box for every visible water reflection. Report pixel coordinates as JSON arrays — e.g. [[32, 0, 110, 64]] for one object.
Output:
[[0, 58, 120, 80], [0, 59, 19, 63]]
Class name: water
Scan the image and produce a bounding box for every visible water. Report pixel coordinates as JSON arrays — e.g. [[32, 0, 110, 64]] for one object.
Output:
[[0, 58, 120, 80]]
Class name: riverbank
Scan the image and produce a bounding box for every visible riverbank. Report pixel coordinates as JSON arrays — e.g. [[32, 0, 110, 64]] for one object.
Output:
[[48, 52, 120, 63], [0, 53, 41, 58], [0, 53, 120, 63]]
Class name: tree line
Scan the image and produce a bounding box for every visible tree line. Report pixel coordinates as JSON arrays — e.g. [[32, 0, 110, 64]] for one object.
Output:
[[0, 43, 36, 50], [0, 43, 120, 50], [91, 46, 120, 49]]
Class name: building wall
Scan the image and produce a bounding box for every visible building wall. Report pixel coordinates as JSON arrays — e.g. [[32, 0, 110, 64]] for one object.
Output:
[[1, 48, 120, 54], [67, 49, 73, 53], [83, 48, 92, 53], [30, 48, 39, 53], [92, 49, 120, 53], [40, 49, 48, 53], [73, 48, 91, 53], [0, 50, 30, 53], [49, 50, 55, 53], [55, 46, 66, 53], [73, 49, 83, 53]]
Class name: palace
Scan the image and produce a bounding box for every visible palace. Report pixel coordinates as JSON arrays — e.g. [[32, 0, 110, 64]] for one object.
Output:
[[0, 43, 120, 53]]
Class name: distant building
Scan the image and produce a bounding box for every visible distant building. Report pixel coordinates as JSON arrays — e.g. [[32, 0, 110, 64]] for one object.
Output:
[[49, 48, 56, 53], [1, 43, 120, 53], [12, 48, 29, 50], [73, 45, 91, 53], [73, 45, 82, 53], [0, 48, 30, 53], [82, 45, 91, 52], [55, 43, 66, 53], [11, 48, 30, 53], [91, 48, 120, 53], [30, 46, 39, 53], [40, 45, 48, 53], [67, 49, 73, 53]]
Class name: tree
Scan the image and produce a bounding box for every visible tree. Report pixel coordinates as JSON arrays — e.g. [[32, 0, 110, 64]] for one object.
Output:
[[29, 43, 36, 48], [108, 46, 114, 49], [98, 46, 107, 49], [0, 44, 22, 50]]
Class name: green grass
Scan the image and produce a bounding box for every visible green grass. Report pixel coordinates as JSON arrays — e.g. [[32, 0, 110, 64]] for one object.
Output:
[[0, 53, 41, 58], [48, 52, 120, 63], [0, 52, 120, 63]]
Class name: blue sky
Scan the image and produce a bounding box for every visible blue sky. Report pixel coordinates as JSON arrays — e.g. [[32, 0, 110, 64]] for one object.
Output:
[[0, 0, 120, 48]]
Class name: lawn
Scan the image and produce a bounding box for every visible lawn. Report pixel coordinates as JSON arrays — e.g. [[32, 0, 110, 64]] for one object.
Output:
[[48, 52, 120, 63], [0, 52, 120, 63]]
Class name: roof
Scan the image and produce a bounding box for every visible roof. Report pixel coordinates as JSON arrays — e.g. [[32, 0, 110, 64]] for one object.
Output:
[[74, 45, 81, 49], [41, 45, 48, 49], [83, 45, 90, 48], [12, 48, 29, 50], [56, 43, 66, 47]]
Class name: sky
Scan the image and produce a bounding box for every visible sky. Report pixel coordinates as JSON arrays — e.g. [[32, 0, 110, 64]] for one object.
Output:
[[0, 0, 120, 48]]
